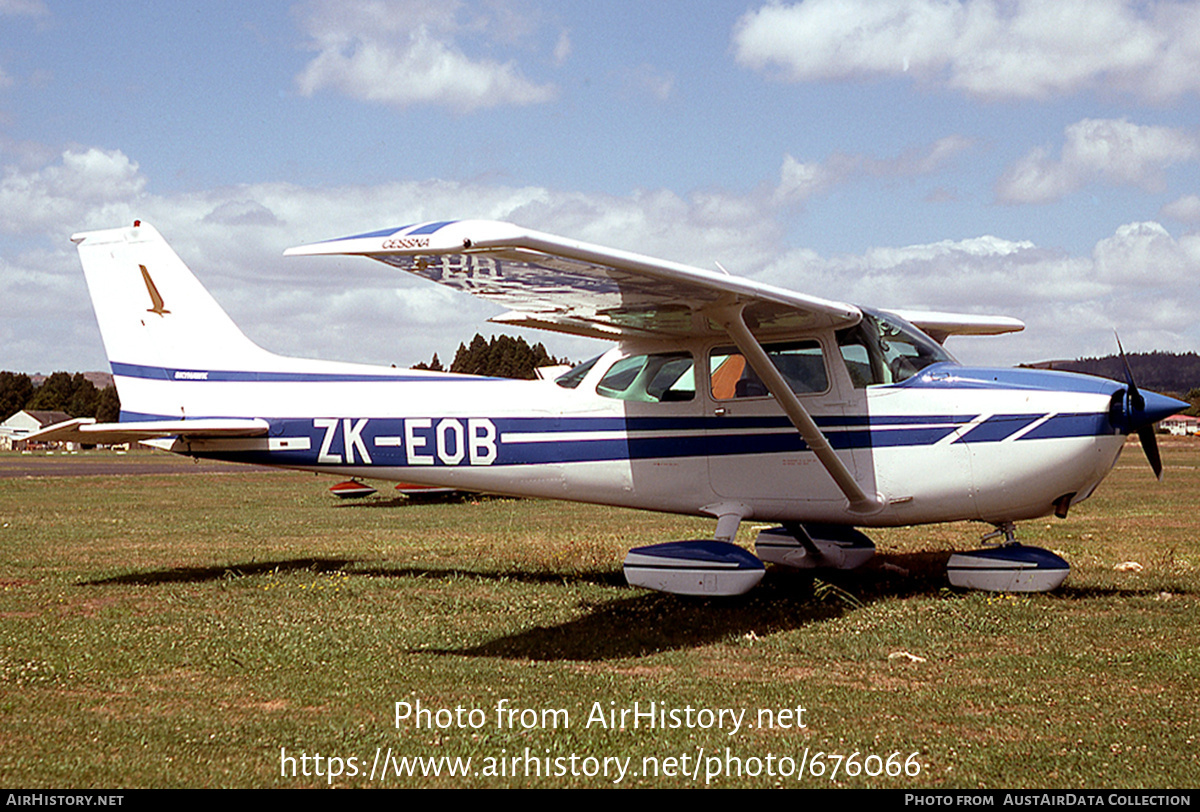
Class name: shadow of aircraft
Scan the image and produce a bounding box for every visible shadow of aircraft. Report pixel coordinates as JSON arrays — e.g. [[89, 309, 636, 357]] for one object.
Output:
[[78, 548, 1184, 660], [429, 551, 961, 661], [80, 557, 358, 586]]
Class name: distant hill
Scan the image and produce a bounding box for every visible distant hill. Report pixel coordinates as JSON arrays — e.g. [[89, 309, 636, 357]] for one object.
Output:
[[1025, 352, 1200, 397]]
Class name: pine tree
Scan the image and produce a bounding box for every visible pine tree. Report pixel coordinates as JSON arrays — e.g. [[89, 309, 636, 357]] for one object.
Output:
[[0, 372, 34, 422], [96, 386, 121, 422], [27, 372, 74, 412], [445, 333, 566, 379], [411, 352, 444, 372]]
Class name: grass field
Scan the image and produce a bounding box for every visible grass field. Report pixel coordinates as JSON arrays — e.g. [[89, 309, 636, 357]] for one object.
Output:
[[1, 442, 1197, 788]]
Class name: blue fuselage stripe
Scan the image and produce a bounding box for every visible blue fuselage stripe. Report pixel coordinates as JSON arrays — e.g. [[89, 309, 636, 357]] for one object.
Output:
[[110, 361, 496, 384], [145, 411, 1115, 469]]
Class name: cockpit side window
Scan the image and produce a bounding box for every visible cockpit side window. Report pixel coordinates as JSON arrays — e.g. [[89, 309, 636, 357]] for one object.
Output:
[[709, 340, 829, 400], [836, 310, 954, 387], [596, 352, 695, 402]]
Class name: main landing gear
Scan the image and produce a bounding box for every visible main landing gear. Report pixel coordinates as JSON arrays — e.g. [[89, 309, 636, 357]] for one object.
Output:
[[621, 522, 877, 597], [622, 519, 1072, 597]]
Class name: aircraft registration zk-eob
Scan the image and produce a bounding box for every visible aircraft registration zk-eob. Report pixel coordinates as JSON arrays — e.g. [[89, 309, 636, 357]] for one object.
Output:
[[32, 220, 1186, 596]]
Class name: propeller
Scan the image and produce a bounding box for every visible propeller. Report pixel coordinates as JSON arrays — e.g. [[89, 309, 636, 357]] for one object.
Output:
[[1114, 335, 1186, 481]]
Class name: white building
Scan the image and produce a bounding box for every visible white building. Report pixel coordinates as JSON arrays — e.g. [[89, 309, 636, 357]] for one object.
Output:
[[0, 410, 72, 450], [1161, 414, 1199, 436]]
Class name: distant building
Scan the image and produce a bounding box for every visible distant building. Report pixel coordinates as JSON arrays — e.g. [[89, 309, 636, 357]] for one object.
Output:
[[1161, 414, 1199, 436], [0, 410, 72, 450]]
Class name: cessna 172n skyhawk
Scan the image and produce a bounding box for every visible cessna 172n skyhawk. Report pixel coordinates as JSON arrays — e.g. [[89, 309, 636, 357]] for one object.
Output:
[[31, 220, 1185, 595]]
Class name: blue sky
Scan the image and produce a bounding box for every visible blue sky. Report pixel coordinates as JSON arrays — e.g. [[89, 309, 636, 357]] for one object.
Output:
[[3, 0, 1200, 374]]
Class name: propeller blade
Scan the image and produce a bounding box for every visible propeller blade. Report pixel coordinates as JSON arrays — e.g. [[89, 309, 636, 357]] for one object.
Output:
[[1114, 332, 1184, 479], [1138, 425, 1164, 481], [1115, 333, 1144, 412]]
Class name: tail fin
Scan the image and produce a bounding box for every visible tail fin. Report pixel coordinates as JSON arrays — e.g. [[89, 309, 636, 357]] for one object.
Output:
[[73, 222, 274, 419]]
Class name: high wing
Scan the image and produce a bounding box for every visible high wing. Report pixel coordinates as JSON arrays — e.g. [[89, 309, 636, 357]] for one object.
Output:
[[25, 417, 269, 446], [286, 219, 1024, 515], [285, 220, 863, 340], [883, 309, 1024, 344]]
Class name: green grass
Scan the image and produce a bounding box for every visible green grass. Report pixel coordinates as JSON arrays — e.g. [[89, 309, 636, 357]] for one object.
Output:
[[1, 441, 1198, 788]]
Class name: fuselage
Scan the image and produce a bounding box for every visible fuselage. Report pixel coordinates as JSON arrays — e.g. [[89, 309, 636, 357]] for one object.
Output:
[[129, 331, 1135, 529]]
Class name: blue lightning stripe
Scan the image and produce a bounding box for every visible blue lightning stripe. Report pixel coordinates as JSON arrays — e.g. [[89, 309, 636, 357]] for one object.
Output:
[[952, 414, 1044, 444], [1020, 412, 1113, 440]]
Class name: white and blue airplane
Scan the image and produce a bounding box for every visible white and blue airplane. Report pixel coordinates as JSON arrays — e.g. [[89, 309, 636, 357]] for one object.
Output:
[[32, 220, 1185, 595]]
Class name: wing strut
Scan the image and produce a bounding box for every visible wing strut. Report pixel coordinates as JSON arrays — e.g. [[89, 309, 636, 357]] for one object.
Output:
[[713, 304, 883, 515]]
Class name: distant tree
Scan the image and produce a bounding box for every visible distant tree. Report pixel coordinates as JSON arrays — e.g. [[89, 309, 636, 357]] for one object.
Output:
[[66, 374, 99, 417], [26, 371, 75, 412], [25, 371, 104, 417], [1182, 388, 1200, 418], [452, 334, 492, 376], [96, 386, 121, 423], [0, 372, 119, 423], [0, 371, 34, 422], [411, 352, 444, 372], [448, 333, 566, 379], [1048, 351, 1200, 397]]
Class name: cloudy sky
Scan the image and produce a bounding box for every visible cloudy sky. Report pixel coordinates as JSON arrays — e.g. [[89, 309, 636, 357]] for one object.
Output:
[[3, 0, 1199, 374]]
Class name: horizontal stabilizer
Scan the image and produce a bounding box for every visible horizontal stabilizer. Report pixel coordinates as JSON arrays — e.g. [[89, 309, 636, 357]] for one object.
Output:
[[25, 417, 270, 445]]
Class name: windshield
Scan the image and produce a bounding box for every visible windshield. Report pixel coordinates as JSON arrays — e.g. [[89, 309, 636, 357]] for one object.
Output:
[[836, 309, 955, 387]]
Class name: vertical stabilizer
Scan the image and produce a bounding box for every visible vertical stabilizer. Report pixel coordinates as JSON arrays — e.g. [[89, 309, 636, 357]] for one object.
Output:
[[72, 222, 274, 418]]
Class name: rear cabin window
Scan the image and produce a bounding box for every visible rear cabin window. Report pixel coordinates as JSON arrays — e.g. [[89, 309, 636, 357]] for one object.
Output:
[[554, 355, 601, 389], [709, 340, 828, 400], [596, 353, 695, 402]]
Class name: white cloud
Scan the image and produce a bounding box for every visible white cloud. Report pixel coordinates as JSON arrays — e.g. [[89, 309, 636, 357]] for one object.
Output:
[[295, 0, 557, 112], [0, 145, 784, 370], [552, 29, 571, 66], [733, 0, 1200, 102], [0, 148, 145, 232], [774, 154, 840, 204], [1160, 194, 1200, 224], [0, 0, 48, 16], [615, 63, 674, 101], [0, 0, 48, 95], [773, 135, 973, 205], [201, 199, 283, 228], [734, 0, 960, 82], [7, 143, 1199, 373], [1092, 221, 1194, 284], [996, 118, 1200, 204], [754, 220, 1200, 363]]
